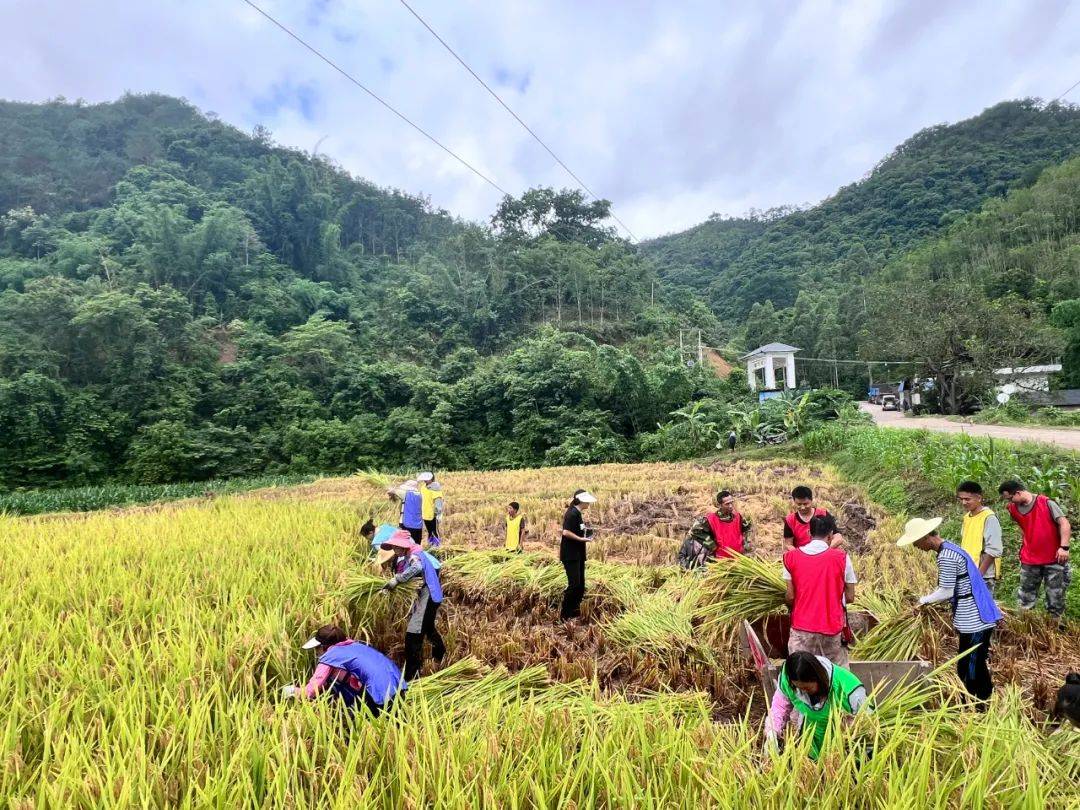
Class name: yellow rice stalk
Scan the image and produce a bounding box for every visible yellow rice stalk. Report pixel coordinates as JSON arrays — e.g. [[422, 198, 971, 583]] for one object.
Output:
[[696, 553, 788, 627]]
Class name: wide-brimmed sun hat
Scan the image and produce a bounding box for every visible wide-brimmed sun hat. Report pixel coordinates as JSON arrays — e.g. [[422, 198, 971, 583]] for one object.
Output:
[[896, 517, 943, 547], [575, 490, 597, 504], [417, 471, 434, 483], [375, 530, 416, 565]]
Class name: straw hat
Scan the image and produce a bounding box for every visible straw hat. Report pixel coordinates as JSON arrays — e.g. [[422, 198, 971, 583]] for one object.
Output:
[[896, 517, 943, 547], [375, 530, 415, 565]]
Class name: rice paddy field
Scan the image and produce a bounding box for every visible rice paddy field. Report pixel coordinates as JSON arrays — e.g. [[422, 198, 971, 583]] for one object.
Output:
[[3, 459, 1078, 807]]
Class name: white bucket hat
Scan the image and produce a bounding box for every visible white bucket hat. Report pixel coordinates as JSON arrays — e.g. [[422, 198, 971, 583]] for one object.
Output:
[[417, 471, 434, 483], [575, 490, 597, 504], [896, 517, 943, 547]]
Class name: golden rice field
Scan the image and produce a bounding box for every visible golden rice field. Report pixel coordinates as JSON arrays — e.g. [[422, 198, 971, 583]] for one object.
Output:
[[2, 459, 1078, 807]]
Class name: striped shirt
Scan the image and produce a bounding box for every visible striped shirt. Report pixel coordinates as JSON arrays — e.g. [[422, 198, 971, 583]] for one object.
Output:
[[923, 546, 995, 633]]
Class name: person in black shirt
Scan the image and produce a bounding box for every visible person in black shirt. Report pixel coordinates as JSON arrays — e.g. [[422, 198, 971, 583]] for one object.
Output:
[[560, 489, 597, 621]]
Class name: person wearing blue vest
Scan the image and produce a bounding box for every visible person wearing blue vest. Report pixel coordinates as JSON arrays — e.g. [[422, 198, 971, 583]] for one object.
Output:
[[897, 516, 1003, 708], [281, 624, 405, 716], [389, 480, 424, 543], [378, 531, 446, 680]]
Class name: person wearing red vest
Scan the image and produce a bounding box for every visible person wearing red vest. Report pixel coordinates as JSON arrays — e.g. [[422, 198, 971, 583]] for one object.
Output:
[[999, 480, 1072, 620], [783, 515, 857, 666], [783, 485, 843, 549], [679, 490, 752, 568]]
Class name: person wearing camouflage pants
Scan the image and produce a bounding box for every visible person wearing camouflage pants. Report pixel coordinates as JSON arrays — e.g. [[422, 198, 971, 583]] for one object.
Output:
[[1017, 562, 1072, 617], [1000, 480, 1072, 621]]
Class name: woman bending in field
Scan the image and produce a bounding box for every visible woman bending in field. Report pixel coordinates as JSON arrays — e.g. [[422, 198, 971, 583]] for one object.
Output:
[[767, 651, 870, 760], [282, 624, 405, 716]]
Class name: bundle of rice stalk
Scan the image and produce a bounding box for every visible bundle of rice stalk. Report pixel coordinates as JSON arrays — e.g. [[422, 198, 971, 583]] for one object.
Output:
[[342, 571, 416, 622], [406, 656, 489, 700], [851, 604, 932, 662], [603, 591, 697, 657], [354, 468, 391, 489], [695, 553, 787, 626]]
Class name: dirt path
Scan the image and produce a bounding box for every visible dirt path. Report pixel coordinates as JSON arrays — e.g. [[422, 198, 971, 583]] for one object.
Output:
[[859, 402, 1080, 451]]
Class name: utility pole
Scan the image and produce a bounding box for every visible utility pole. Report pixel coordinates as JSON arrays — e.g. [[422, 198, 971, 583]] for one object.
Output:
[[679, 330, 685, 366], [697, 330, 703, 366]]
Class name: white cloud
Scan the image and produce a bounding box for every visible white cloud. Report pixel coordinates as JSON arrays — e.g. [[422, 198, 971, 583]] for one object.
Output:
[[2, 0, 1079, 239]]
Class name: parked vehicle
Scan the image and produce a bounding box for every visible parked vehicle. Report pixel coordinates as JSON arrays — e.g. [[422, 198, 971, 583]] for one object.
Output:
[[881, 394, 898, 411]]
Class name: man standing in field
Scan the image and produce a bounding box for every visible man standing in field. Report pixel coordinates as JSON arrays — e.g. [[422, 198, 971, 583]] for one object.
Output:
[[999, 480, 1071, 623], [783, 515, 857, 666], [418, 472, 444, 547], [956, 481, 1002, 594], [504, 501, 527, 552], [899, 517, 1002, 708], [784, 486, 843, 548], [679, 490, 752, 569]]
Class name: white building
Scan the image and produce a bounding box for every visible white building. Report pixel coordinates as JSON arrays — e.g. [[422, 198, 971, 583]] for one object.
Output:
[[993, 363, 1062, 402], [742, 343, 799, 392]]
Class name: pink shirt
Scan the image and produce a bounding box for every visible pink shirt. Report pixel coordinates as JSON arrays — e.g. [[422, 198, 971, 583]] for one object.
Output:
[[302, 641, 363, 699]]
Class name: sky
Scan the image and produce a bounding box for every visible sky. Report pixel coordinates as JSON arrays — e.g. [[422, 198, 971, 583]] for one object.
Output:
[[3, 0, 1079, 240]]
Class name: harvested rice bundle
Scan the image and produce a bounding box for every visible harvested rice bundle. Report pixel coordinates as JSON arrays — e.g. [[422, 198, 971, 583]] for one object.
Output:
[[851, 603, 934, 662], [354, 469, 391, 489], [696, 553, 787, 626], [603, 588, 700, 656], [342, 571, 416, 623]]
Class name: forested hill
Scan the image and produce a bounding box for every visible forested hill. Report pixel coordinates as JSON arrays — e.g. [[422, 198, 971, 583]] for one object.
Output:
[[643, 100, 1080, 321], [0, 93, 457, 257], [0, 94, 724, 488]]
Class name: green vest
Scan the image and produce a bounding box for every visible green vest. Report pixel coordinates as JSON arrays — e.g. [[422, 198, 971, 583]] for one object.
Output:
[[778, 662, 864, 759]]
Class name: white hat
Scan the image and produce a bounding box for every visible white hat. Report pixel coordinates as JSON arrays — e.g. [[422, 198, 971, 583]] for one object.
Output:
[[575, 490, 597, 504], [896, 517, 943, 547], [417, 471, 434, 483], [301, 636, 322, 650]]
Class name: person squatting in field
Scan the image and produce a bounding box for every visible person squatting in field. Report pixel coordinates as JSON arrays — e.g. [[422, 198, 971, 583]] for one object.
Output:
[[999, 480, 1072, 623], [678, 490, 753, 569], [784, 486, 843, 549], [783, 515, 858, 667], [379, 531, 446, 680], [766, 651, 870, 760], [899, 517, 1002, 708], [282, 624, 405, 716]]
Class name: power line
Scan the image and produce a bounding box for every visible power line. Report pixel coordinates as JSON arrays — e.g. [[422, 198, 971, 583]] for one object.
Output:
[[238, 0, 509, 196], [1048, 76, 1080, 106], [397, 0, 639, 243]]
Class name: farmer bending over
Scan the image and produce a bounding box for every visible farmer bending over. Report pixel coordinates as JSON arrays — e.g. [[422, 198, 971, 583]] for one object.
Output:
[[282, 624, 405, 716], [379, 531, 446, 679], [783, 515, 857, 666], [766, 651, 870, 760], [898, 517, 1002, 708]]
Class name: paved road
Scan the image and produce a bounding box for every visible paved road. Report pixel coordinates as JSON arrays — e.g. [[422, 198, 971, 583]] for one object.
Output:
[[859, 402, 1080, 452]]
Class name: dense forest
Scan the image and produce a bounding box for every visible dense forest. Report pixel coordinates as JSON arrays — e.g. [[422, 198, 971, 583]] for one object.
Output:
[[3, 94, 1080, 488], [0, 94, 726, 488], [644, 100, 1080, 399]]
